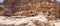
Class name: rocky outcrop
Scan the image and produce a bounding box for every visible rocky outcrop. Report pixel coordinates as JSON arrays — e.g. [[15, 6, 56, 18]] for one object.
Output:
[[0, 12, 59, 26], [0, 0, 59, 18], [0, 0, 60, 26]]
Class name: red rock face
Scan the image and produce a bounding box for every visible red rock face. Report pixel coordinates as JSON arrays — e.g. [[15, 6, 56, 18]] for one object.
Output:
[[0, 0, 60, 26], [0, 0, 59, 18], [59, 3, 60, 19]]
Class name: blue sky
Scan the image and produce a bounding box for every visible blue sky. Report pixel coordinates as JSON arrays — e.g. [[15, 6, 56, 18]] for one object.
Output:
[[0, 0, 60, 3], [57, 0, 60, 2], [0, 0, 4, 3]]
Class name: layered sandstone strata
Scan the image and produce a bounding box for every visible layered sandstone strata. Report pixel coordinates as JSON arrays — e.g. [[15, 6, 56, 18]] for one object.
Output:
[[0, 0, 59, 18], [0, 0, 60, 26]]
